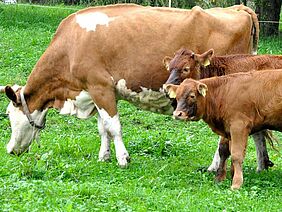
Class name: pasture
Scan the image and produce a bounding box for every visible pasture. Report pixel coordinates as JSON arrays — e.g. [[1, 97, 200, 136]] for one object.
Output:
[[0, 4, 282, 211]]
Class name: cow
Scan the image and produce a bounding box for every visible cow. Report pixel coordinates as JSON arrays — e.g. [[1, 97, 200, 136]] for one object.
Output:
[[1, 3, 259, 168], [165, 69, 282, 189], [163, 48, 282, 172]]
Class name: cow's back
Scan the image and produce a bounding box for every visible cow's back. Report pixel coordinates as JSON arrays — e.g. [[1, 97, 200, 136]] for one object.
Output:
[[202, 70, 282, 132], [30, 4, 258, 93]]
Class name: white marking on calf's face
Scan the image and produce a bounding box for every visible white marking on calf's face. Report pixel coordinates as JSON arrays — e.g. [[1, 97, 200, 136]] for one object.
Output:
[[76, 12, 115, 32], [6, 102, 48, 155]]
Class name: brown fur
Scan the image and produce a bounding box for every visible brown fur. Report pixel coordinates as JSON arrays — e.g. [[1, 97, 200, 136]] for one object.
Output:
[[172, 69, 282, 189], [4, 4, 259, 118]]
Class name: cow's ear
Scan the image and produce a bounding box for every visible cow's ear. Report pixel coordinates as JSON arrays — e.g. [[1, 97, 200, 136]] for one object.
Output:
[[195, 49, 214, 67], [164, 84, 178, 98], [163, 56, 172, 72], [5, 86, 20, 104], [197, 82, 208, 97]]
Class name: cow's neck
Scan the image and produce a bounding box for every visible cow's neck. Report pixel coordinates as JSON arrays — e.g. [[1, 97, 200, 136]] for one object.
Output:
[[24, 53, 77, 112], [200, 79, 227, 137], [199, 57, 227, 79]]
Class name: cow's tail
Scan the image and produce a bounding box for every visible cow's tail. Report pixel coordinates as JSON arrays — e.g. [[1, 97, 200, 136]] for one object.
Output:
[[230, 5, 259, 55]]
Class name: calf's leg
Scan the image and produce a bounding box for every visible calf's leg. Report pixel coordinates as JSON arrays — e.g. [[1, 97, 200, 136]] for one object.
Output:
[[230, 123, 249, 190], [207, 137, 221, 172], [215, 137, 230, 182]]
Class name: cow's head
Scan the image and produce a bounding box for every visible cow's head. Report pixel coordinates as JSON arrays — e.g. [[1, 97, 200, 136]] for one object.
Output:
[[163, 48, 214, 84], [164, 79, 208, 121], [1, 85, 48, 155]]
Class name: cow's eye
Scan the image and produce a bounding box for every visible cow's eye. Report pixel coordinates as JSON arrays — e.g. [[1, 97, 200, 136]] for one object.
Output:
[[190, 93, 195, 99], [183, 67, 190, 72]]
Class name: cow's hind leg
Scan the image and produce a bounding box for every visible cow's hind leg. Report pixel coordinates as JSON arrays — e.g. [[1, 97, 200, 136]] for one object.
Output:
[[97, 113, 111, 162], [208, 137, 222, 172], [252, 130, 274, 172]]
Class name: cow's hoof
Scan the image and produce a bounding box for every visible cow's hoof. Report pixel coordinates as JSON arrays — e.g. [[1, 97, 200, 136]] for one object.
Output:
[[98, 153, 111, 162], [117, 154, 130, 168], [215, 174, 226, 183], [266, 160, 274, 168], [207, 165, 218, 172], [231, 184, 241, 190], [256, 160, 274, 172]]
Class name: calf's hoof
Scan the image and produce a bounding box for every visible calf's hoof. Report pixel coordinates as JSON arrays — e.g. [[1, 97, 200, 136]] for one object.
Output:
[[231, 184, 241, 190]]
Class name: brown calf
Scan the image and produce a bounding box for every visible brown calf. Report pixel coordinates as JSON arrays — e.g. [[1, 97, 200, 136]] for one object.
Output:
[[164, 48, 282, 172], [166, 69, 282, 189], [163, 48, 282, 83]]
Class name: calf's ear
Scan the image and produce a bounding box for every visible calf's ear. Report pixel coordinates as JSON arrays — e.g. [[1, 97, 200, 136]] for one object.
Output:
[[197, 82, 208, 97], [195, 49, 214, 67], [163, 84, 178, 98], [163, 56, 173, 71]]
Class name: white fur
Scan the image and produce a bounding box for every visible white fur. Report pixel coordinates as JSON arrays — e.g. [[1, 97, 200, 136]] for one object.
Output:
[[207, 138, 221, 172], [96, 105, 129, 168], [76, 12, 115, 32], [6, 102, 47, 154], [59, 90, 95, 119]]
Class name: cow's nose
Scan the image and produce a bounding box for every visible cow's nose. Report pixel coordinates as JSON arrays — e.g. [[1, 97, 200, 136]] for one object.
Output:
[[173, 111, 183, 117], [173, 110, 186, 118]]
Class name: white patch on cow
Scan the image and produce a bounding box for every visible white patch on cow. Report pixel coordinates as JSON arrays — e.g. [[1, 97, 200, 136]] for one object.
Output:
[[116, 79, 174, 115], [59, 90, 96, 119], [207, 138, 221, 172], [76, 12, 115, 32], [95, 105, 129, 168], [6, 102, 48, 155]]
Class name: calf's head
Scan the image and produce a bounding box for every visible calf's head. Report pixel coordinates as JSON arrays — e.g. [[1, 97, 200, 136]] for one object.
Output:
[[163, 48, 214, 84], [165, 79, 208, 121], [1, 86, 47, 155]]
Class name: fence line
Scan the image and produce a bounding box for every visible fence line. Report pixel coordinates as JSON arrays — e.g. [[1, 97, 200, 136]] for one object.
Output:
[[5, 3, 282, 24]]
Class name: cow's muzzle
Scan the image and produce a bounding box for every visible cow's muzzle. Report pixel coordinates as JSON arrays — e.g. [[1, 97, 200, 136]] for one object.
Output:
[[173, 110, 189, 120]]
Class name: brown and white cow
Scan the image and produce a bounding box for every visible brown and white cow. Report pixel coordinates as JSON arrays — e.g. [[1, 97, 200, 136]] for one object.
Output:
[[166, 69, 282, 189], [163, 48, 282, 172], [1, 4, 259, 167]]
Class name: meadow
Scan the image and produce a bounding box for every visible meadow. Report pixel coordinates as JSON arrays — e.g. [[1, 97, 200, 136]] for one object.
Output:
[[0, 4, 282, 211]]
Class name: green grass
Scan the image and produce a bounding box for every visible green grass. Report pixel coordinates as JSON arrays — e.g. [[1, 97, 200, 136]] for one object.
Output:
[[0, 4, 282, 211]]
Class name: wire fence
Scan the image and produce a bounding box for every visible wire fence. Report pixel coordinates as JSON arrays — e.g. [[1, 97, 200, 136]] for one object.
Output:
[[2, 2, 282, 25]]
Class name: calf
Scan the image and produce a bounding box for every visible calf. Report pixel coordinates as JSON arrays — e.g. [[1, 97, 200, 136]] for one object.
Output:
[[164, 48, 282, 172], [166, 69, 282, 189]]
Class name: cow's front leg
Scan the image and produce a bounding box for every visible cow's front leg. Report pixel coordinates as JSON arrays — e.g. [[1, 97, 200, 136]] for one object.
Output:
[[252, 130, 274, 172], [230, 123, 249, 190], [97, 113, 111, 162], [215, 137, 230, 182], [89, 83, 130, 168]]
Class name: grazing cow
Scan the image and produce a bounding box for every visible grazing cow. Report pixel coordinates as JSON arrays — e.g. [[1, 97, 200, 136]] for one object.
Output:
[[1, 4, 259, 167], [166, 69, 282, 189], [163, 48, 282, 172]]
